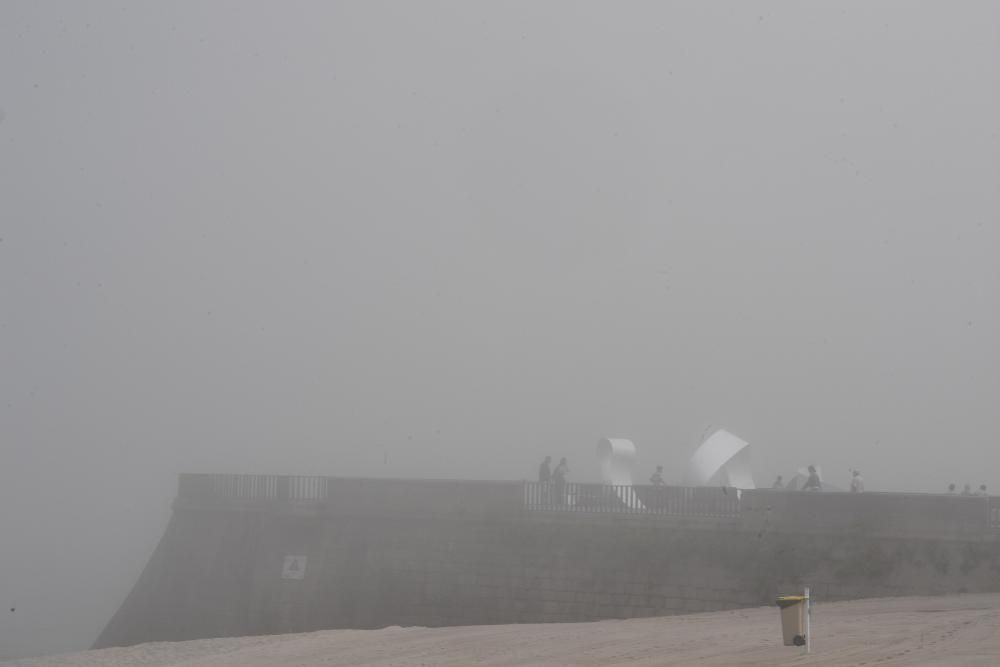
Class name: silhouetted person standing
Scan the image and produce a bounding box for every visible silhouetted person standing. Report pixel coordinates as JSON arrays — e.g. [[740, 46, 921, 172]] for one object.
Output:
[[553, 457, 569, 505], [538, 456, 551, 483], [850, 469, 864, 493], [650, 465, 665, 486], [803, 465, 822, 491]]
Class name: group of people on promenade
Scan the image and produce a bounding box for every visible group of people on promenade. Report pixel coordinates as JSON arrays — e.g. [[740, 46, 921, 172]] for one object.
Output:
[[539, 458, 667, 487], [537, 456, 570, 503], [538, 458, 862, 494], [948, 483, 989, 496], [771, 467, 865, 493], [536, 455, 991, 498], [769, 471, 990, 496], [537, 456, 569, 484]]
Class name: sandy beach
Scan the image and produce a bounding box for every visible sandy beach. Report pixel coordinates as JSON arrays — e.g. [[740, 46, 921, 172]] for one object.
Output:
[[7, 593, 1000, 666]]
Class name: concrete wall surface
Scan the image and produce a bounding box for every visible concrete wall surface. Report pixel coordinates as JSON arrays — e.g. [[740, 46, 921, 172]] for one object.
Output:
[[94, 476, 1000, 649]]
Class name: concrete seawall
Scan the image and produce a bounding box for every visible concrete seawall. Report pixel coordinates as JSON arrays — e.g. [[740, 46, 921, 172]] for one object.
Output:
[[94, 475, 1000, 648]]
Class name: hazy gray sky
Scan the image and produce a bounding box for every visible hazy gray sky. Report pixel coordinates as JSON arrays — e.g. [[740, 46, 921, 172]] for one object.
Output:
[[2, 0, 998, 658]]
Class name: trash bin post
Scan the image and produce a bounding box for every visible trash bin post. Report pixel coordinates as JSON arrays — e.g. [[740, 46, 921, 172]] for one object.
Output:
[[775, 591, 809, 649], [804, 586, 811, 655]]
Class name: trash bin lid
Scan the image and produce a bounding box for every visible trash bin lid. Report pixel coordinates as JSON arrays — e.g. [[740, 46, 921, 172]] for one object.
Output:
[[776, 595, 806, 608]]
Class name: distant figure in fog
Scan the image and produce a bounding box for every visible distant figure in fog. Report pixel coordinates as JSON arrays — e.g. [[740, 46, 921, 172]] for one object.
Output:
[[948, 483, 957, 494], [772, 475, 784, 490], [538, 456, 552, 483], [803, 465, 822, 491], [962, 483, 973, 496], [553, 457, 569, 505], [553, 457, 569, 483], [977, 484, 988, 496], [850, 469, 864, 493], [650, 465, 665, 486], [552, 456, 569, 505]]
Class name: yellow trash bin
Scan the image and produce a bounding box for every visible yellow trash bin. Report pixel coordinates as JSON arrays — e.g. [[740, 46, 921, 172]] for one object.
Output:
[[776, 595, 807, 646]]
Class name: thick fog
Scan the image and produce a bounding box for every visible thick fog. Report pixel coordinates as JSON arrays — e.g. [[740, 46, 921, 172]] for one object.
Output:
[[2, 0, 998, 659]]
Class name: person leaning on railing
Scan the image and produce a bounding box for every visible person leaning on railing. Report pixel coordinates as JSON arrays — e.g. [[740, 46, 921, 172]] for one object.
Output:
[[850, 469, 864, 493], [648, 466, 666, 511], [537, 456, 553, 505], [552, 457, 569, 505], [803, 465, 822, 491], [538, 456, 552, 483]]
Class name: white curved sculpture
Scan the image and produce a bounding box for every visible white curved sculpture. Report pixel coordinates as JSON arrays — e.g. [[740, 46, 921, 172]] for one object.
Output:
[[597, 438, 637, 485], [597, 437, 645, 510], [689, 429, 756, 489]]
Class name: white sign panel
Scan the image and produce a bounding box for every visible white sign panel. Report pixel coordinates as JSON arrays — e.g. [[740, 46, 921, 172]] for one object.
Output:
[[281, 555, 307, 580]]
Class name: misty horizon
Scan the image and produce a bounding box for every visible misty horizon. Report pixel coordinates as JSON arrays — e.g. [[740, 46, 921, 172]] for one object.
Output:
[[2, 0, 998, 659]]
